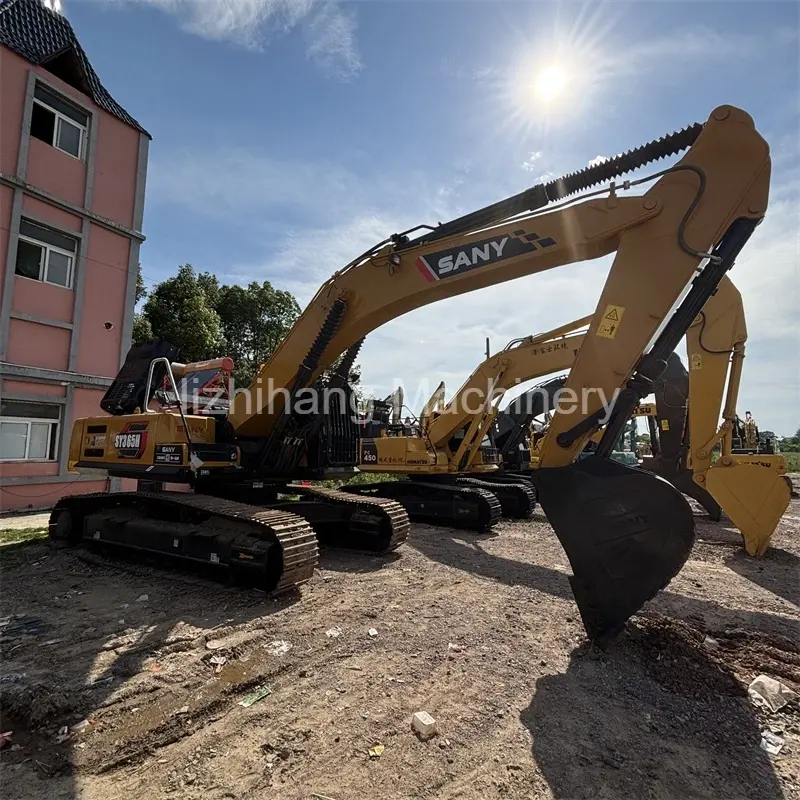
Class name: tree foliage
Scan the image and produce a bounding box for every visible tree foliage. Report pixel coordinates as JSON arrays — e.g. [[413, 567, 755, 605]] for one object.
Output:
[[134, 265, 305, 385], [141, 264, 224, 362], [213, 281, 300, 386], [131, 264, 152, 346], [779, 426, 800, 453], [131, 313, 153, 346], [135, 264, 147, 304]]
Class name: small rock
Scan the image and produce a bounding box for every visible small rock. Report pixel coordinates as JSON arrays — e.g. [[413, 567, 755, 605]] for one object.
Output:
[[136, 594, 149, 603], [412, 711, 438, 740], [368, 628, 378, 638], [702, 635, 720, 651], [326, 627, 342, 639], [266, 640, 292, 656], [177, 706, 189, 714], [205, 640, 224, 650], [447, 643, 462, 652]]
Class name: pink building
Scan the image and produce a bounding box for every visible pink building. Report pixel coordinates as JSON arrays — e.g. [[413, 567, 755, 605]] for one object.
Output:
[[0, 0, 150, 510]]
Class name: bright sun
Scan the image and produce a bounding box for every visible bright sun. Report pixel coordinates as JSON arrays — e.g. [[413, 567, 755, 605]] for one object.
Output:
[[533, 65, 568, 102]]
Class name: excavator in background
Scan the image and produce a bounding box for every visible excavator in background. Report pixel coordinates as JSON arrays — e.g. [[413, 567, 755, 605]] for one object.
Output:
[[636, 352, 723, 519], [732, 411, 776, 453], [51, 105, 773, 641], [493, 276, 791, 556], [349, 316, 589, 530], [681, 275, 791, 556]]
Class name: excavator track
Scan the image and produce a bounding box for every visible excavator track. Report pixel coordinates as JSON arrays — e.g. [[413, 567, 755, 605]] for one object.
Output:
[[452, 477, 537, 519], [344, 480, 502, 533], [49, 491, 319, 594], [284, 484, 410, 554]]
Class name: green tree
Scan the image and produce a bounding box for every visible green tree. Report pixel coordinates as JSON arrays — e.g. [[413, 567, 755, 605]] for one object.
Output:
[[131, 264, 152, 346], [141, 264, 224, 362], [213, 281, 300, 385], [135, 264, 147, 303], [131, 313, 153, 346]]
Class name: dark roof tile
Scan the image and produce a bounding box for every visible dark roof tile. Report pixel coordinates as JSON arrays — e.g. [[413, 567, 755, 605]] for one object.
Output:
[[0, 0, 150, 137]]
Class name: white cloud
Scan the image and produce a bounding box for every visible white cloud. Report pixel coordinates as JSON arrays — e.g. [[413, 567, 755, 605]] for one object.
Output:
[[304, 2, 360, 80], [588, 155, 608, 167], [521, 151, 543, 171], [106, 0, 361, 78]]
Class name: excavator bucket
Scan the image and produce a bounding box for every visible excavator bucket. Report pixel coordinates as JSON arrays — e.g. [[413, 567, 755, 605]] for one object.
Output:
[[535, 456, 695, 641], [705, 463, 792, 557]]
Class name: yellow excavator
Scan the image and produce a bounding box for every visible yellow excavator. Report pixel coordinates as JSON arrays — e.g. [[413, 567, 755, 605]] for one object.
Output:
[[681, 275, 791, 555], [52, 105, 772, 641], [349, 315, 589, 528], [493, 276, 792, 556]]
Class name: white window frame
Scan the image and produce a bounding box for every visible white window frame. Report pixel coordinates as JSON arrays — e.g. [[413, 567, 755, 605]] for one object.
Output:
[[16, 233, 75, 289], [0, 413, 60, 462], [31, 95, 88, 161]]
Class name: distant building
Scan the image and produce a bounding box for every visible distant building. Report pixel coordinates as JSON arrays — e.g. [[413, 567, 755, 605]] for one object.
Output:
[[0, 0, 150, 510]]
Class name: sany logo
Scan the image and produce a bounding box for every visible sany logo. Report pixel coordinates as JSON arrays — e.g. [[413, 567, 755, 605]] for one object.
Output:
[[114, 422, 149, 458], [438, 238, 508, 274], [416, 229, 556, 282]]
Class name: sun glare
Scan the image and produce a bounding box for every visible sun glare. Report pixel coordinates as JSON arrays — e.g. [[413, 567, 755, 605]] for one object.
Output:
[[533, 65, 567, 102]]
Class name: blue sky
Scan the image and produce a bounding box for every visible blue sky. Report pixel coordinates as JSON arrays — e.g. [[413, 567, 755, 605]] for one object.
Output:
[[67, 0, 798, 434]]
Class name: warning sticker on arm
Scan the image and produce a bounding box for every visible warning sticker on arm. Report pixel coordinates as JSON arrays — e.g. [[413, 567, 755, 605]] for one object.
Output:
[[596, 304, 625, 339]]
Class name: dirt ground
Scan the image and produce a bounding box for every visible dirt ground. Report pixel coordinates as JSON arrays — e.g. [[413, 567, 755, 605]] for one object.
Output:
[[2, 487, 798, 800]]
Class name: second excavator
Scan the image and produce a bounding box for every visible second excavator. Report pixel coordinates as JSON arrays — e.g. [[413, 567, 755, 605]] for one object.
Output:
[[348, 315, 589, 529], [52, 105, 773, 641], [492, 276, 792, 557]]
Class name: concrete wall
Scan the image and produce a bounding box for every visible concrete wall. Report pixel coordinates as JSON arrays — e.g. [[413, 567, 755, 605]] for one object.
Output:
[[0, 46, 149, 512]]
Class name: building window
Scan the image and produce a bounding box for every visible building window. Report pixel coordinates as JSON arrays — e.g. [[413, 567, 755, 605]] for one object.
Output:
[[30, 82, 88, 160], [15, 219, 77, 288], [0, 401, 60, 461]]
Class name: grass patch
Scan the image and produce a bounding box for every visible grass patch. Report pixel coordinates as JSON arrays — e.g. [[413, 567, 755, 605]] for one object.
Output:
[[0, 526, 48, 546], [783, 452, 800, 473]]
